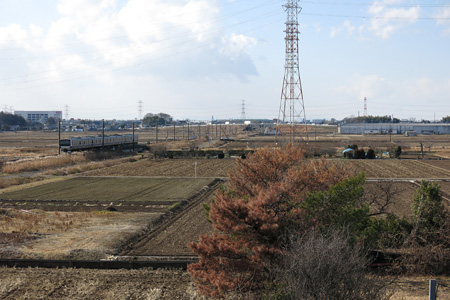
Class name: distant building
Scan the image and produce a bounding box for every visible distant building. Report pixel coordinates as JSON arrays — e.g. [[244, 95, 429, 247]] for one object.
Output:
[[14, 111, 62, 123], [338, 123, 450, 135]]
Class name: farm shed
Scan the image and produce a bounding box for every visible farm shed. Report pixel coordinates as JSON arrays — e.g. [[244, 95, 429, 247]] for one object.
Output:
[[338, 123, 450, 135]]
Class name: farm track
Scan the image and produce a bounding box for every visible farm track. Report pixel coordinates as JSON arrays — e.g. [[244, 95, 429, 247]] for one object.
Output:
[[0, 199, 175, 212], [120, 178, 224, 257]]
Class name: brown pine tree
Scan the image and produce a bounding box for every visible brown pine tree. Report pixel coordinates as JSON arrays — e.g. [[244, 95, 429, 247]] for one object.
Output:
[[188, 145, 352, 298]]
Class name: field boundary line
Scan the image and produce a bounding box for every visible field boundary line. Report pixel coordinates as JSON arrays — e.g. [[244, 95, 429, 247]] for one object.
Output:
[[366, 178, 450, 182], [0, 258, 190, 270]]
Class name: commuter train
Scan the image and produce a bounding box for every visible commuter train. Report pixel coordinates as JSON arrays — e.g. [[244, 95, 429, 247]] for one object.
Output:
[[59, 134, 138, 152]]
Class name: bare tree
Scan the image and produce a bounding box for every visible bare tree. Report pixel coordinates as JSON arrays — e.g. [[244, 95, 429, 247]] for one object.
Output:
[[363, 181, 405, 216], [272, 229, 393, 300]]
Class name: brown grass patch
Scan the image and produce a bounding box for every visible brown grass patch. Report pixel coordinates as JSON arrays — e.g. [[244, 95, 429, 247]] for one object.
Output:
[[0, 208, 112, 234], [41, 156, 138, 175], [0, 177, 45, 190], [2, 153, 87, 174]]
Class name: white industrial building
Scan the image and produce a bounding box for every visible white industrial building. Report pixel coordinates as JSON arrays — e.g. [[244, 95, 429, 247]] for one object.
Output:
[[14, 111, 62, 123], [338, 123, 450, 135]]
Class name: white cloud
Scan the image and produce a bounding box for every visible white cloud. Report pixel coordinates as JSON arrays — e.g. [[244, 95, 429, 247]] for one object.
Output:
[[366, 0, 420, 39], [220, 33, 257, 59], [0, 24, 29, 48], [0, 0, 259, 98], [336, 74, 388, 100], [330, 20, 355, 38], [434, 7, 450, 34]]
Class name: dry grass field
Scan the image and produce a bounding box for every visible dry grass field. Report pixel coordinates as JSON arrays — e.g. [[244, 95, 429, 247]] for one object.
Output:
[[0, 268, 448, 300], [0, 208, 158, 260]]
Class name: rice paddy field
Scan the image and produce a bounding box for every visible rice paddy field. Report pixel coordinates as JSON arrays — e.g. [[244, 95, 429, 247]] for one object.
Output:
[[0, 177, 214, 202], [1, 130, 450, 299]]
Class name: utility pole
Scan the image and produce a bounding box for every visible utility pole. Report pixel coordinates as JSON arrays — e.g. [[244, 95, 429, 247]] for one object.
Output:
[[187, 123, 190, 140], [173, 122, 176, 141], [156, 122, 158, 144], [132, 121, 135, 152], [102, 119, 105, 147], [58, 119, 61, 155], [277, 0, 307, 144]]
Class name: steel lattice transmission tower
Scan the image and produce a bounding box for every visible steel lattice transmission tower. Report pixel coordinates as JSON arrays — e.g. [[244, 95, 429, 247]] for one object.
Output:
[[138, 100, 143, 120], [277, 0, 306, 143], [364, 97, 368, 116]]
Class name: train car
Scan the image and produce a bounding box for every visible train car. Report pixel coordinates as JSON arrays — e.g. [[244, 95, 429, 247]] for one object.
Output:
[[60, 134, 138, 152]]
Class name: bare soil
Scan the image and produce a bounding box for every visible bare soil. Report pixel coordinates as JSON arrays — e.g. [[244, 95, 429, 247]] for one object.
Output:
[[0, 267, 448, 300], [0, 267, 204, 300], [336, 159, 450, 178], [124, 185, 216, 257], [0, 177, 214, 202], [83, 158, 235, 177], [79, 157, 450, 179]]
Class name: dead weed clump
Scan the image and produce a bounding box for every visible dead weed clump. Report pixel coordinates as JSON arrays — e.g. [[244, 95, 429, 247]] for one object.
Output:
[[0, 177, 44, 189], [2, 153, 86, 174], [41, 156, 137, 175], [0, 209, 114, 234]]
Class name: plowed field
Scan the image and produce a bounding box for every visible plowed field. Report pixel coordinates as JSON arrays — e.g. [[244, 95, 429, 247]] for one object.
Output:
[[0, 177, 213, 202], [77, 158, 450, 179], [336, 160, 450, 178], [82, 158, 236, 177]]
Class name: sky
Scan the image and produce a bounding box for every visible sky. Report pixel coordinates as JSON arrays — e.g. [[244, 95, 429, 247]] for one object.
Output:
[[0, 0, 449, 121]]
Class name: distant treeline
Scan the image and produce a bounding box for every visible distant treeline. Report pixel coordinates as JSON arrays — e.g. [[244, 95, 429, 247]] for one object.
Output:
[[0, 112, 26, 129], [343, 115, 400, 124]]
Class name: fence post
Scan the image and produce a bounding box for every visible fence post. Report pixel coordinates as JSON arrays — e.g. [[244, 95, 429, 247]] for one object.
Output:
[[430, 279, 437, 300]]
